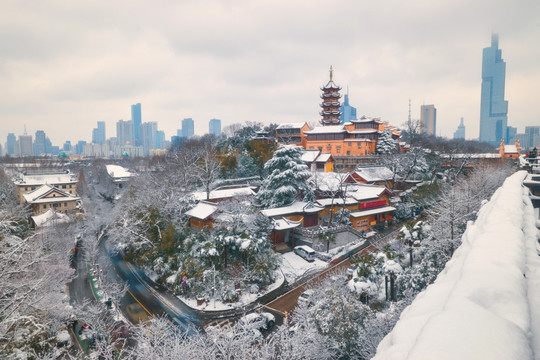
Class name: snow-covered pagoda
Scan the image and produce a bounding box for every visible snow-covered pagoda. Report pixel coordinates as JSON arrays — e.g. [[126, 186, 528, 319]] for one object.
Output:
[[320, 66, 342, 126]]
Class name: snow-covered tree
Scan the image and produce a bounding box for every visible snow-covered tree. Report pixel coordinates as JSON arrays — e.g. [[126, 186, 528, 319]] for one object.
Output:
[[235, 150, 259, 178], [257, 145, 314, 208], [376, 129, 398, 155]]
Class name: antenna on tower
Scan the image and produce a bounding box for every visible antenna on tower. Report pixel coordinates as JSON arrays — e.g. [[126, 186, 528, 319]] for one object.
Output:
[[24, 125, 27, 136], [408, 99, 411, 123]]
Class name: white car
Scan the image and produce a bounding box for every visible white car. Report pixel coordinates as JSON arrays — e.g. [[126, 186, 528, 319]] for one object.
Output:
[[238, 312, 276, 332], [298, 289, 314, 306]]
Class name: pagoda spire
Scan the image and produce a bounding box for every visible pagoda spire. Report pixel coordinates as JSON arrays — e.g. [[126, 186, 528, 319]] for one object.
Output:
[[320, 66, 342, 126]]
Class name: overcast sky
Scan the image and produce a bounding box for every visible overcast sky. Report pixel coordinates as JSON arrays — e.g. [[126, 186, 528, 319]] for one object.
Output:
[[1, 0, 539, 146]]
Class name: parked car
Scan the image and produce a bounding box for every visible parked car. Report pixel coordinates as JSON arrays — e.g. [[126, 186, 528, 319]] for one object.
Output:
[[298, 289, 314, 306], [238, 312, 275, 332], [293, 245, 316, 262]]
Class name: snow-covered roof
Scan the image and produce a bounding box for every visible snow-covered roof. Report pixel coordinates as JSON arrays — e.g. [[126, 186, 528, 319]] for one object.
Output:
[[260, 201, 324, 218], [349, 206, 395, 218], [373, 171, 540, 360], [193, 187, 256, 201], [440, 153, 501, 159], [353, 166, 394, 182], [304, 125, 346, 134], [185, 201, 218, 220], [272, 217, 302, 231], [276, 122, 307, 130], [350, 116, 382, 123], [32, 209, 71, 227], [13, 172, 77, 186], [301, 150, 321, 163], [350, 185, 388, 201], [503, 144, 519, 153], [106, 164, 134, 180], [321, 80, 341, 90], [23, 184, 79, 204], [315, 153, 332, 162]]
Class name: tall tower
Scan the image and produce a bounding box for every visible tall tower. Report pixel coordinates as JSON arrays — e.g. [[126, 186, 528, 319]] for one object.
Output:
[[479, 34, 508, 145], [182, 118, 194, 138], [209, 118, 221, 136], [339, 88, 357, 124], [131, 103, 142, 144], [420, 104, 437, 136], [320, 66, 342, 126], [454, 117, 466, 139]]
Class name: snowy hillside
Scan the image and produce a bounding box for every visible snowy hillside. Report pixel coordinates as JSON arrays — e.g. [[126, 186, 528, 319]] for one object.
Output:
[[373, 171, 540, 360]]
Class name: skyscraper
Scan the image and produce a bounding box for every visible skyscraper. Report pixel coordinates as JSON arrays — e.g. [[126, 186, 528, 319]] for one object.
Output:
[[480, 34, 508, 145], [339, 92, 357, 124], [209, 118, 221, 136], [92, 121, 106, 144], [34, 130, 47, 155], [19, 135, 33, 156], [131, 103, 142, 144], [116, 119, 134, 145], [6, 133, 16, 155], [140, 122, 157, 155], [182, 118, 194, 138], [453, 117, 466, 139], [420, 104, 437, 136]]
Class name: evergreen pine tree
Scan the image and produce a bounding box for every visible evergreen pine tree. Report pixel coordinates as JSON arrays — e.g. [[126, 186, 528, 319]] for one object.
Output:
[[257, 145, 315, 208], [376, 129, 398, 154], [235, 150, 258, 178]]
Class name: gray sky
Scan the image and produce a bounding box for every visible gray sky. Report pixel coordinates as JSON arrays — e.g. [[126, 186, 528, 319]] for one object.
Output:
[[1, 0, 539, 146]]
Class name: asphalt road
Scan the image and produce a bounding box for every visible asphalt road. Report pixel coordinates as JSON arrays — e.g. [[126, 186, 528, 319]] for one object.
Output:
[[108, 248, 204, 335]]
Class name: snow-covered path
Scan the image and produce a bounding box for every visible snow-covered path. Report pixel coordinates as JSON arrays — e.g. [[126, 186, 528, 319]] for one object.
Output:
[[373, 171, 540, 360]]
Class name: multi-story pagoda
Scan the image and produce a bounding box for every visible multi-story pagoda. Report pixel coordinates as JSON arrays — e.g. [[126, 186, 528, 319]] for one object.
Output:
[[320, 66, 342, 126]]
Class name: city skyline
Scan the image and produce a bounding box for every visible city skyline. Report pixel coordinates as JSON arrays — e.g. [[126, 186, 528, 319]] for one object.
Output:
[[1, 1, 539, 145]]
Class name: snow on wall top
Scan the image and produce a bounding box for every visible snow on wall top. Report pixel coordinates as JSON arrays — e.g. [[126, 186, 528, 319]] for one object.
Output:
[[193, 187, 255, 201], [304, 125, 346, 134], [276, 122, 307, 129], [373, 171, 540, 360], [301, 150, 321, 163]]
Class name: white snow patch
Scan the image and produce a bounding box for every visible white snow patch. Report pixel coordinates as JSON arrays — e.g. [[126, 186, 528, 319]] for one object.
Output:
[[373, 171, 540, 360]]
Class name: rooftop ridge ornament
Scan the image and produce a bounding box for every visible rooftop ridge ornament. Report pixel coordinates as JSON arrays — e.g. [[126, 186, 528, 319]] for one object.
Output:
[[329, 65, 333, 81]]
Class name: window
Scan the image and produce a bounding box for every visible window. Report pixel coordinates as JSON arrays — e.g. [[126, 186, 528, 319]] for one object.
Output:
[[347, 151, 350, 155], [318, 146, 323, 151], [348, 142, 352, 147], [326, 145, 332, 151], [309, 146, 314, 150], [357, 143, 362, 148], [53, 203, 58, 208], [43, 205, 46, 209], [64, 202, 67, 207]]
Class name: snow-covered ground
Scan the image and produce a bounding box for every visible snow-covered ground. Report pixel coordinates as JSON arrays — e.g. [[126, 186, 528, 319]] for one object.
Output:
[[373, 171, 540, 360], [280, 251, 328, 284]]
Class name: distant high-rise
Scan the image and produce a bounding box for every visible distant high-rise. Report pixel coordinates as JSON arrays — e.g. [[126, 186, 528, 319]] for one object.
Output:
[[131, 103, 142, 144], [453, 117, 466, 139], [6, 133, 16, 155], [420, 104, 437, 136], [34, 130, 47, 155], [116, 119, 134, 145], [339, 92, 357, 124], [209, 118, 221, 136], [155, 130, 165, 149], [140, 122, 157, 155], [19, 135, 33, 156], [525, 126, 540, 149], [480, 34, 508, 145], [92, 121, 106, 144], [182, 118, 194, 138]]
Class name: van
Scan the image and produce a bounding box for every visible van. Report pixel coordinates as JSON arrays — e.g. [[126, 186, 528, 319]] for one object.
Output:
[[293, 245, 316, 262]]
